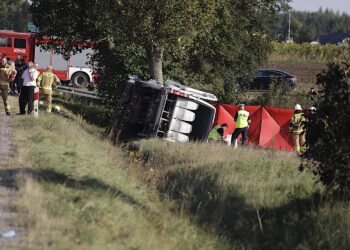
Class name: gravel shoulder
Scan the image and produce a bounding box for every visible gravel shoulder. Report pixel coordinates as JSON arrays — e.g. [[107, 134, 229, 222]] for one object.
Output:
[[0, 96, 27, 249]]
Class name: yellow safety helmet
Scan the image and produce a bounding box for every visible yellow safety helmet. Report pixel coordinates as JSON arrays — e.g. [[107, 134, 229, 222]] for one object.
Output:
[[53, 105, 61, 112]]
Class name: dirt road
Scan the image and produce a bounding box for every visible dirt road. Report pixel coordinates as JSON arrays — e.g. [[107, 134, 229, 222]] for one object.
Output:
[[0, 97, 27, 249]]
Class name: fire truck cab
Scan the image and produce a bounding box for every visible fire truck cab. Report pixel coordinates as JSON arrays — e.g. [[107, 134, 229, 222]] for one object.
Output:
[[0, 30, 94, 87], [0, 31, 34, 63]]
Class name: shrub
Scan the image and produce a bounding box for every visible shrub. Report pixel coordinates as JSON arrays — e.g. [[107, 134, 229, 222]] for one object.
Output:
[[302, 48, 350, 197], [249, 81, 313, 108]]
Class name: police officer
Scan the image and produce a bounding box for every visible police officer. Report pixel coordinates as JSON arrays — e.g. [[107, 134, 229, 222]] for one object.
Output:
[[289, 104, 306, 154], [231, 104, 251, 147], [0, 57, 16, 115], [36, 65, 60, 113], [208, 123, 228, 142], [15, 55, 27, 95]]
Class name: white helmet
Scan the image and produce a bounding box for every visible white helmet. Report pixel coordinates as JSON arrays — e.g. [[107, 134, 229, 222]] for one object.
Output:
[[309, 106, 316, 111], [295, 104, 302, 111]]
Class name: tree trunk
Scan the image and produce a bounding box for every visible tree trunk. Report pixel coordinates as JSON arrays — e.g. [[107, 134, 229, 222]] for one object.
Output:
[[146, 46, 164, 84]]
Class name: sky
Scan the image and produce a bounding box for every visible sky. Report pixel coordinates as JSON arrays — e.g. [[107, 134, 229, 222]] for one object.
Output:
[[291, 0, 350, 14]]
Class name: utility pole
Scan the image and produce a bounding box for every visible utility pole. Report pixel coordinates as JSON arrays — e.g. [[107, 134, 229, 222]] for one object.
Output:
[[288, 11, 291, 41], [287, 11, 293, 43]]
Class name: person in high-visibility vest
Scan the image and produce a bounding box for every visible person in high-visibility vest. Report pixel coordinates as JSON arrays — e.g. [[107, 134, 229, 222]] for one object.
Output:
[[36, 65, 61, 113], [0, 57, 16, 115], [289, 104, 306, 154], [208, 123, 228, 142], [231, 104, 251, 147]]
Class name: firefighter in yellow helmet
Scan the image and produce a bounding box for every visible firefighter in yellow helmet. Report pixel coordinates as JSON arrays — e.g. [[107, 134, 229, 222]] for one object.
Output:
[[208, 123, 228, 142], [36, 65, 60, 113], [0, 57, 17, 115], [289, 104, 306, 154]]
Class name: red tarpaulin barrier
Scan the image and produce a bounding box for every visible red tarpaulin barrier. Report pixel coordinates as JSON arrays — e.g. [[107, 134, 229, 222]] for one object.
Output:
[[214, 105, 295, 151]]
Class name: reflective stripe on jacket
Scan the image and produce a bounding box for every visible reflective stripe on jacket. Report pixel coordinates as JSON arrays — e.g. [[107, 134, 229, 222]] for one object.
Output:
[[37, 71, 60, 94], [0, 66, 12, 86], [208, 125, 222, 140], [290, 113, 306, 134], [235, 110, 250, 128]]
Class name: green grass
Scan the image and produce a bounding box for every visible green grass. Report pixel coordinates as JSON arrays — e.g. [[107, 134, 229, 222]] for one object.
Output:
[[11, 114, 227, 250], [53, 94, 110, 128], [269, 42, 345, 65], [130, 140, 350, 249], [9, 105, 350, 249]]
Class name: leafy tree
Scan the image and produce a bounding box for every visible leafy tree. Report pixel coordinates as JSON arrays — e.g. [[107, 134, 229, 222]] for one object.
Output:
[[31, 0, 217, 83], [94, 43, 148, 110], [31, 0, 290, 106], [0, 0, 30, 32], [270, 9, 350, 43], [301, 46, 350, 196], [181, 0, 289, 103]]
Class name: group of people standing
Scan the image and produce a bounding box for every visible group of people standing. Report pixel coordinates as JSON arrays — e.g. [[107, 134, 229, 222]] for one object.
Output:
[[0, 55, 60, 116], [208, 103, 316, 154]]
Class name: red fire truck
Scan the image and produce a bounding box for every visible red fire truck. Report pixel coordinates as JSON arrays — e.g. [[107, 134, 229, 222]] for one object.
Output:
[[0, 30, 95, 87]]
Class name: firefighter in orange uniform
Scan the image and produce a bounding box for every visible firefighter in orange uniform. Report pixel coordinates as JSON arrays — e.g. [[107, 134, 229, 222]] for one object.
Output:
[[36, 65, 60, 113]]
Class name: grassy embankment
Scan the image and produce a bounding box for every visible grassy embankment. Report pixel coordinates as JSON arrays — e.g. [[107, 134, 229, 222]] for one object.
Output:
[[10, 112, 227, 249], [131, 140, 349, 249], [8, 98, 350, 249]]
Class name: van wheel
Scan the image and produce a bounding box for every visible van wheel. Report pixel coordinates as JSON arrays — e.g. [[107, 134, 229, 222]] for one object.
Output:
[[71, 72, 89, 88]]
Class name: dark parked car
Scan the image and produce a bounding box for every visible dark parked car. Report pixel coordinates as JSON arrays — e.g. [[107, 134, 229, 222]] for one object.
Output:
[[250, 69, 297, 90]]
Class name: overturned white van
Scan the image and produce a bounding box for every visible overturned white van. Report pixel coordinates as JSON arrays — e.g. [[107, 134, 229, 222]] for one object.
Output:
[[104, 76, 218, 143]]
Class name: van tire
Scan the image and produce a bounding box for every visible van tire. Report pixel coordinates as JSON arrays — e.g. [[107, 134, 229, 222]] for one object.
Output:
[[71, 72, 89, 88]]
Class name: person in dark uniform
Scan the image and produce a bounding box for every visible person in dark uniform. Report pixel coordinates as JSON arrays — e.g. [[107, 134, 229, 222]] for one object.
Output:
[[15, 55, 27, 95]]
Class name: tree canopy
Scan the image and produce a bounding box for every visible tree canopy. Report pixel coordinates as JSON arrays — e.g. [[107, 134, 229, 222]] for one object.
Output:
[[31, 0, 290, 105], [302, 46, 350, 196], [270, 9, 350, 43], [0, 0, 30, 32]]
